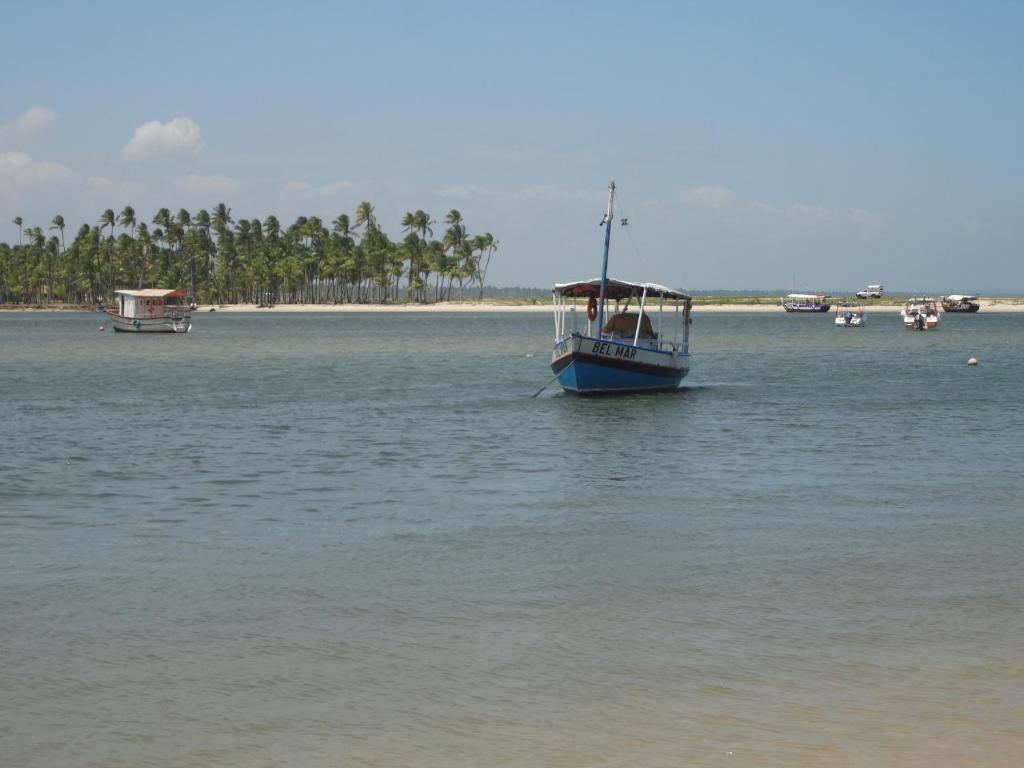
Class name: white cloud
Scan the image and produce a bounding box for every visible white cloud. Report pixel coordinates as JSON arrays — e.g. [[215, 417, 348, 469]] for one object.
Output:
[[319, 180, 352, 196], [678, 185, 881, 231], [84, 176, 147, 201], [785, 203, 834, 225], [280, 179, 353, 198], [123, 117, 204, 159], [677, 185, 738, 208], [281, 181, 315, 198], [0, 151, 79, 189], [174, 174, 239, 195], [437, 183, 487, 199], [0, 107, 56, 143], [513, 184, 592, 200], [433, 183, 591, 201]]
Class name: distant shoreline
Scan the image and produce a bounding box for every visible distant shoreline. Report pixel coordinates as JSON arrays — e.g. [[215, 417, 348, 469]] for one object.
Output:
[[4, 298, 1024, 313]]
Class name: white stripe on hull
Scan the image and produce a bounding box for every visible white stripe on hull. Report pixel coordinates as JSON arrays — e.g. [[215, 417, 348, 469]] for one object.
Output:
[[552, 333, 685, 373]]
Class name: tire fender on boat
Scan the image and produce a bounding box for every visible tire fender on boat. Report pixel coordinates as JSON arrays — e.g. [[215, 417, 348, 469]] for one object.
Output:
[[133, 319, 141, 328]]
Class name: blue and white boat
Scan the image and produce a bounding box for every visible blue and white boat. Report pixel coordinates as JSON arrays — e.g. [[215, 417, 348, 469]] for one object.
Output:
[[549, 181, 693, 395]]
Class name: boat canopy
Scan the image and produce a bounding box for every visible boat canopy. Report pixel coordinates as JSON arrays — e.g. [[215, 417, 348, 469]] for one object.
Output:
[[115, 289, 186, 298], [944, 294, 977, 302], [553, 278, 690, 301], [784, 293, 830, 299]]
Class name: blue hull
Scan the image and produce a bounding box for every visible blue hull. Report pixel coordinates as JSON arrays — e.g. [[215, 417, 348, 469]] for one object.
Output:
[[553, 353, 687, 395]]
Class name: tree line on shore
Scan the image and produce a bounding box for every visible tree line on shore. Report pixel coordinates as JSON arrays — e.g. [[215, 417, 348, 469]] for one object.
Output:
[[1, 204, 497, 306]]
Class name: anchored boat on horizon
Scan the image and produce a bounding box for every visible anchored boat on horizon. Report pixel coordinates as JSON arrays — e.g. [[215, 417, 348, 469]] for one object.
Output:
[[107, 289, 192, 333], [901, 297, 940, 330], [781, 292, 831, 312], [941, 294, 981, 313], [549, 181, 693, 395]]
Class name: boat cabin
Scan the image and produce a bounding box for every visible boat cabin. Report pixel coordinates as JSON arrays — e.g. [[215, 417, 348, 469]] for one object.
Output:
[[603, 311, 657, 339], [941, 294, 981, 312], [552, 277, 691, 352], [781, 293, 831, 312]]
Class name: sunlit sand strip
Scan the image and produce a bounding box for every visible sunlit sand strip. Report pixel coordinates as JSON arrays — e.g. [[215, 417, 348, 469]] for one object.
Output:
[[192, 299, 1024, 313]]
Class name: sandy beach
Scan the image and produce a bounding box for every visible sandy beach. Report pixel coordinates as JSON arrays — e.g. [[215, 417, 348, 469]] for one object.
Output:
[[5, 299, 1023, 313], [188, 298, 1024, 314]]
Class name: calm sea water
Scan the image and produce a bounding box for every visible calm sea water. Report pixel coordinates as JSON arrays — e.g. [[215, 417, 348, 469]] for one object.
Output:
[[2, 310, 1022, 767]]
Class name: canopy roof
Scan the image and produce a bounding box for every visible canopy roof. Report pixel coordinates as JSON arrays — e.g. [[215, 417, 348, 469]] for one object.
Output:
[[552, 278, 690, 301], [115, 289, 186, 298], [944, 294, 978, 302], [784, 293, 830, 299]]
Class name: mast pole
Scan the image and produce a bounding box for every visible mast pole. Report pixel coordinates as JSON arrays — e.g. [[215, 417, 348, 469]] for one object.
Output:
[[597, 180, 615, 333]]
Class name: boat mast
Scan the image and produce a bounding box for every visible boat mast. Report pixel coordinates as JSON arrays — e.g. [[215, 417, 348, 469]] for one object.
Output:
[[597, 180, 615, 332]]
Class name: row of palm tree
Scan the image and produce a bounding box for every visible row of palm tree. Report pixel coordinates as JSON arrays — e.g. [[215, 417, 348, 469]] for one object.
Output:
[[1, 204, 497, 306]]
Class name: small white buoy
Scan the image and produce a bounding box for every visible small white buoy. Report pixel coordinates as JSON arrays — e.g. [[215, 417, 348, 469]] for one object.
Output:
[[967, 357, 978, 366], [97, 324, 105, 331]]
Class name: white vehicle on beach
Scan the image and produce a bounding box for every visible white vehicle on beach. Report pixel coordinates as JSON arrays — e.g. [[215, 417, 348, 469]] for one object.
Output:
[[856, 284, 884, 299]]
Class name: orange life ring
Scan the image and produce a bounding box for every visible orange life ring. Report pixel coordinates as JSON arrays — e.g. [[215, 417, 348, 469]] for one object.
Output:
[[586, 296, 598, 322]]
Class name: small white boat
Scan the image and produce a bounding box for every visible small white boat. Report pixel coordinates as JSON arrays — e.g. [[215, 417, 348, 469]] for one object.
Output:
[[549, 181, 693, 395], [781, 293, 831, 312], [901, 297, 940, 330], [834, 304, 866, 327], [107, 289, 192, 333]]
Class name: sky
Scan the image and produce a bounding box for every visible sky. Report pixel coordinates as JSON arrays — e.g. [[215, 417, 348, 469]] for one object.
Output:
[[2, 0, 1022, 294]]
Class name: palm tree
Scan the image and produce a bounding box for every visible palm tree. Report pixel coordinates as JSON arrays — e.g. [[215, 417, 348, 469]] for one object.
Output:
[[118, 206, 136, 238], [117, 207, 136, 290], [190, 210, 211, 300], [99, 209, 116, 236], [135, 222, 151, 288], [442, 210, 466, 300], [12, 216, 23, 246], [474, 233, 497, 299], [414, 210, 435, 302], [49, 215, 66, 251], [211, 202, 232, 239], [331, 213, 351, 237], [99, 209, 116, 297], [152, 208, 171, 233], [353, 201, 377, 234]]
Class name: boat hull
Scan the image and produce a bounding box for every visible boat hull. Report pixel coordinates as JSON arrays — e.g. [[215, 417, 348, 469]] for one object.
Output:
[[551, 334, 687, 394], [108, 312, 192, 333], [783, 303, 831, 312], [902, 315, 939, 330], [835, 313, 866, 327]]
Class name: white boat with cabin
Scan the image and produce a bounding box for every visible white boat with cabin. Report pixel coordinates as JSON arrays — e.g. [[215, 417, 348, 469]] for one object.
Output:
[[941, 294, 980, 313], [107, 289, 192, 333], [781, 293, 831, 312]]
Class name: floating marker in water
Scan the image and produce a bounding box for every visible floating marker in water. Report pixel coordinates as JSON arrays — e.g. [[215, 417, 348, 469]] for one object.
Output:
[[967, 357, 978, 366]]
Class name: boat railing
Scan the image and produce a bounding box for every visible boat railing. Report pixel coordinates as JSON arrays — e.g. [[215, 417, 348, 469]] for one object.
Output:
[[554, 294, 690, 356]]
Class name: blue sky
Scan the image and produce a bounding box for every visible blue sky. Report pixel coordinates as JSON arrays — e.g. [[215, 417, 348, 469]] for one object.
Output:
[[2, 1, 1022, 293]]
